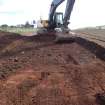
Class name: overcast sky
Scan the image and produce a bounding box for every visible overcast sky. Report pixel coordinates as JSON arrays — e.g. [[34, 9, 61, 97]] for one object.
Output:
[[0, 0, 105, 29]]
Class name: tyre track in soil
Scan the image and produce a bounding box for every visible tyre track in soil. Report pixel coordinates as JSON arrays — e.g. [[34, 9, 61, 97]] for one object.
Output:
[[0, 63, 105, 105], [0, 68, 40, 105]]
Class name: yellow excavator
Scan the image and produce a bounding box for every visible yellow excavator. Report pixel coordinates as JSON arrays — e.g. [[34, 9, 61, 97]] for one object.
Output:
[[38, 0, 75, 43], [48, 0, 75, 30]]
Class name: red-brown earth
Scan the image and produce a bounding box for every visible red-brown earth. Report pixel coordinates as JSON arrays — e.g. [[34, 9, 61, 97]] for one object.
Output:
[[0, 31, 105, 105]]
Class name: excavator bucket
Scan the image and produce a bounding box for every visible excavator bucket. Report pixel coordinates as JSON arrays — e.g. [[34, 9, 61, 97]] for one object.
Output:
[[54, 31, 76, 43]]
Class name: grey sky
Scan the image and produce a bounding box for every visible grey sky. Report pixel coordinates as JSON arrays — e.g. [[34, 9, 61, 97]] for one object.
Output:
[[0, 0, 105, 29]]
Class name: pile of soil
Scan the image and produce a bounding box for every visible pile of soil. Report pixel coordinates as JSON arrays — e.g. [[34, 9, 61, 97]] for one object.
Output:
[[0, 31, 105, 105]]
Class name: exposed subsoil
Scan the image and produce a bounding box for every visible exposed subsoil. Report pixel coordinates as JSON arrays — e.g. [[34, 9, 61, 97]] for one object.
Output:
[[0, 31, 105, 105]]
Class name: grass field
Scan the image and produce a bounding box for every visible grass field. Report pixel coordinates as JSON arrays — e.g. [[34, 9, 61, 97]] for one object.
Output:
[[0, 27, 37, 34]]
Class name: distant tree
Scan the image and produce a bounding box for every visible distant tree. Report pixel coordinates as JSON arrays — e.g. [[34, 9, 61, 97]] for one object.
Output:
[[20, 24, 25, 28], [25, 21, 30, 28], [10, 25, 16, 28], [16, 24, 22, 28], [1, 24, 8, 28], [30, 25, 34, 28], [33, 20, 36, 24]]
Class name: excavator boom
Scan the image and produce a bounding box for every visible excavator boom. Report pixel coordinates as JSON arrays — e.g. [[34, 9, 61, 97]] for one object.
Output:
[[49, 0, 75, 29]]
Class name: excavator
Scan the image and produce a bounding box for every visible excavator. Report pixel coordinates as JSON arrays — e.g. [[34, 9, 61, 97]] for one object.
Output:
[[48, 0, 75, 31], [38, 0, 75, 43]]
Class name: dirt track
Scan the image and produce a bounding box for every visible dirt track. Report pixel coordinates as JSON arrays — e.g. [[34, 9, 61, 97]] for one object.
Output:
[[0, 31, 105, 105]]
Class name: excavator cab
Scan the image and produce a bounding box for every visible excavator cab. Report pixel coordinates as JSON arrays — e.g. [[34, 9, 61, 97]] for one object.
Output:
[[48, 12, 63, 30], [53, 12, 63, 28]]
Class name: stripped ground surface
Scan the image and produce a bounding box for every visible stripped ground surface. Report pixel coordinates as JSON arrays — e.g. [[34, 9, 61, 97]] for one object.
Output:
[[0, 31, 105, 105]]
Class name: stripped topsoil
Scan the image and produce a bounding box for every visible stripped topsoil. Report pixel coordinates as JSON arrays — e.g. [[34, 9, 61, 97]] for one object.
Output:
[[0, 31, 105, 105]]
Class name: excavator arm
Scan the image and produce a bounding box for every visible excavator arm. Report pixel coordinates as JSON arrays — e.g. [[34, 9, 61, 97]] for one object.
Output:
[[49, 0, 75, 29], [63, 0, 75, 27]]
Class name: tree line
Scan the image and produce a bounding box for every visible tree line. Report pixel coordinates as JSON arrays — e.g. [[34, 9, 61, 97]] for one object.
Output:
[[0, 20, 36, 28]]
